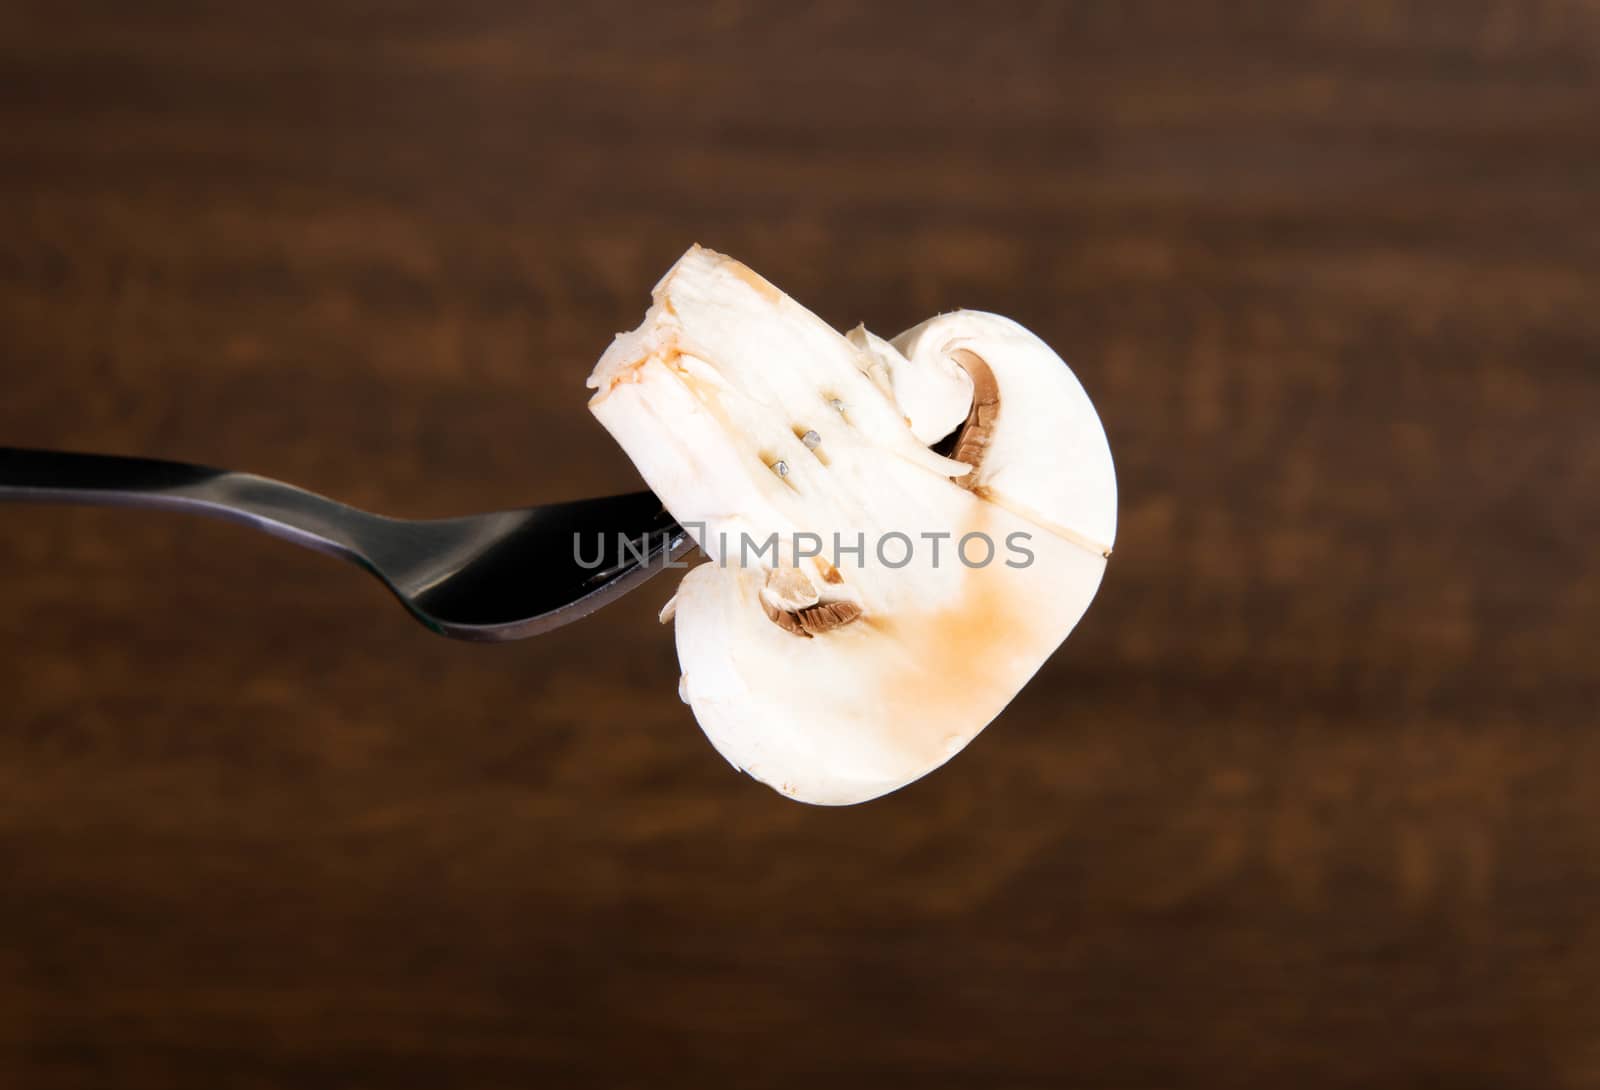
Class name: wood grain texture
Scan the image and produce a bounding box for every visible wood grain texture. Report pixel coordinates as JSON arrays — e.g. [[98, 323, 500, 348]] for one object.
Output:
[[2, 2, 1598, 1086]]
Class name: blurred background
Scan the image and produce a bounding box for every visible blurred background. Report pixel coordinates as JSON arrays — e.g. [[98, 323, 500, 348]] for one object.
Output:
[[2, 2, 1598, 1086]]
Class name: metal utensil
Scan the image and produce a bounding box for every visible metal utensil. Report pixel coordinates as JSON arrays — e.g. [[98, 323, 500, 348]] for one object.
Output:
[[0, 447, 692, 640]]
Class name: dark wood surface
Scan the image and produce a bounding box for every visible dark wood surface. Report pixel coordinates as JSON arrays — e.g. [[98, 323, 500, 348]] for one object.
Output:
[[3, 3, 1598, 1087]]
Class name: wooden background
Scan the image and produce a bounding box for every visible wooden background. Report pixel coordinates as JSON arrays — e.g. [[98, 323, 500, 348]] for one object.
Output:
[[2, 3, 1598, 1086]]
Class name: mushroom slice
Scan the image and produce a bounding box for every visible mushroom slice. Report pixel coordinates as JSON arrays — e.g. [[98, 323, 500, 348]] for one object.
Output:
[[586, 245, 1116, 805]]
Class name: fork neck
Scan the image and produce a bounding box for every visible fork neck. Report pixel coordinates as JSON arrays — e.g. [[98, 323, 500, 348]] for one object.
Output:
[[0, 447, 371, 562]]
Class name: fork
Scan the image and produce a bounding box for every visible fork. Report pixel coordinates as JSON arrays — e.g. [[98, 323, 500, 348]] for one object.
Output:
[[0, 447, 693, 640]]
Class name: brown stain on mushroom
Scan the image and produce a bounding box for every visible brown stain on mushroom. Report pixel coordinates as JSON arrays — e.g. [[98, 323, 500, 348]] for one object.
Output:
[[814, 556, 845, 584], [728, 260, 781, 304], [867, 506, 1045, 768], [591, 336, 686, 401]]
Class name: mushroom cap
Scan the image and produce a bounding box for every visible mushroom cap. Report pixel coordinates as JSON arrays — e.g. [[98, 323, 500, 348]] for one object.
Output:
[[588, 246, 1115, 804]]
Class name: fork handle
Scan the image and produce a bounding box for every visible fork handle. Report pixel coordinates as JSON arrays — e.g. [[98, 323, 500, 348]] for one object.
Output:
[[0, 446, 369, 561]]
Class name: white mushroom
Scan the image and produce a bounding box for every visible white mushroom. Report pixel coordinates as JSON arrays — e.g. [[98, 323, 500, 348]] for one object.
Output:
[[586, 246, 1116, 805]]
